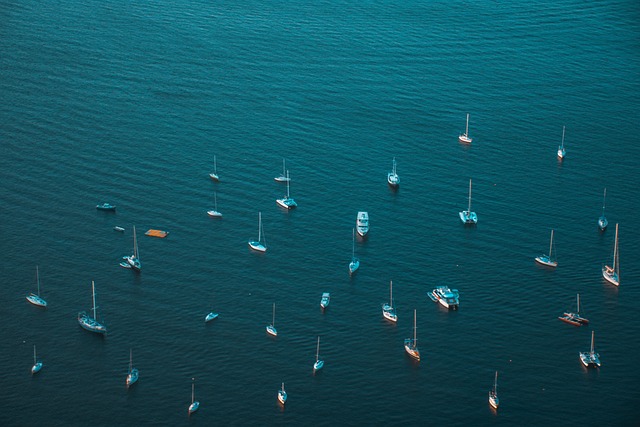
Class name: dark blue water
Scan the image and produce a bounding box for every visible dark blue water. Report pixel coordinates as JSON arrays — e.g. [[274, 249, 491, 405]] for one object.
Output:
[[1, 0, 639, 425]]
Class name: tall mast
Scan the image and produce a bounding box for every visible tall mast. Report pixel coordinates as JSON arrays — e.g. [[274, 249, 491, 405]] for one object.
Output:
[[33, 344, 37, 364], [129, 349, 133, 373], [390, 280, 393, 306], [602, 188, 607, 215], [316, 336, 320, 361], [191, 378, 195, 404], [286, 171, 290, 198], [549, 229, 554, 258], [590, 331, 595, 354], [258, 212, 262, 241], [613, 223, 619, 272], [272, 303, 276, 327], [561, 126, 565, 148], [577, 294, 580, 313], [468, 179, 472, 214], [413, 309, 417, 344], [465, 113, 470, 136], [36, 265, 40, 296], [91, 281, 97, 320], [133, 226, 139, 259]]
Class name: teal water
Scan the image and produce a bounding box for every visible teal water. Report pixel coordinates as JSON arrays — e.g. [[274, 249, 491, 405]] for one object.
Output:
[[1, 0, 639, 425]]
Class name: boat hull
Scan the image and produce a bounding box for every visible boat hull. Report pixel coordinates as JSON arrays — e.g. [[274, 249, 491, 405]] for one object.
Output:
[[489, 393, 499, 409], [458, 134, 472, 144], [459, 210, 477, 224], [387, 173, 399, 187], [382, 305, 397, 322], [598, 216, 608, 231], [276, 197, 297, 209], [349, 258, 359, 275], [535, 255, 558, 268], [356, 212, 369, 236], [314, 360, 324, 371], [78, 312, 107, 335], [278, 391, 287, 405], [189, 401, 200, 414], [249, 241, 267, 252], [559, 315, 587, 326], [266, 325, 277, 336], [205, 312, 219, 322], [207, 210, 222, 218], [602, 267, 619, 286], [96, 203, 116, 211], [579, 352, 601, 368], [32, 362, 43, 374], [26, 294, 47, 307], [126, 369, 139, 387], [404, 340, 420, 361]]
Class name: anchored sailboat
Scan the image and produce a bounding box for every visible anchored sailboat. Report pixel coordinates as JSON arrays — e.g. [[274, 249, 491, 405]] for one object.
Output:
[[382, 280, 397, 322], [535, 229, 558, 267], [404, 309, 420, 361], [276, 170, 297, 209], [188, 377, 200, 414], [209, 155, 220, 181], [458, 113, 472, 143], [559, 294, 589, 326], [207, 192, 222, 218], [126, 348, 139, 388], [31, 344, 43, 374], [557, 126, 566, 159], [602, 223, 620, 286], [266, 303, 277, 337], [78, 281, 107, 335], [459, 178, 477, 224], [313, 336, 324, 371], [26, 266, 47, 307], [348, 228, 359, 275], [489, 371, 499, 409], [248, 212, 267, 252], [274, 158, 291, 182], [387, 157, 400, 187], [579, 330, 601, 368], [598, 188, 608, 231], [121, 225, 141, 271]]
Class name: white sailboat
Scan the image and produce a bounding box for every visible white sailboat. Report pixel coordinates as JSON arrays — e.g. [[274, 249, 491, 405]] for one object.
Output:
[[559, 293, 589, 326], [277, 382, 287, 405], [382, 280, 397, 322], [266, 302, 277, 337], [458, 113, 472, 143], [579, 330, 601, 368], [78, 280, 107, 335], [209, 155, 220, 181], [26, 265, 47, 307], [404, 309, 420, 361], [276, 170, 297, 209], [598, 188, 608, 231], [126, 348, 139, 388], [205, 309, 219, 322], [489, 371, 499, 409], [121, 225, 141, 271], [248, 212, 267, 252], [459, 178, 478, 224], [557, 126, 566, 159], [188, 377, 200, 414], [274, 158, 291, 182], [387, 157, 400, 187], [602, 223, 620, 286], [535, 229, 558, 267], [348, 228, 360, 275], [31, 344, 43, 374], [207, 192, 222, 218], [313, 336, 324, 371]]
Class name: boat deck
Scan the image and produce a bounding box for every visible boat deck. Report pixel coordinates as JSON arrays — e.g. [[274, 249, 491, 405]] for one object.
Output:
[[145, 229, 169, 238]]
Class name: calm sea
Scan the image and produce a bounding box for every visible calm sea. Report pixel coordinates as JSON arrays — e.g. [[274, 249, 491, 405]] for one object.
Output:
[[1, 0, 639, 425]]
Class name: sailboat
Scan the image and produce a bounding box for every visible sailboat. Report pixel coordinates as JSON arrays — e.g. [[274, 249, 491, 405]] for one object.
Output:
[[557, 126, 566, 159], [126, 348, 139, 388], [579, 330, 601, 368], [209, 155, 220, 181], [26, 266, 47, 307], [382, 280, 398, 322], [598, 188, 608, 231], [559, 294, 589, 326], [404, 309, 420, 361], [31, 344, 43, 374], [387, 157, 400, 187], [277, 382, 287, 405], [248, 212, 267, 252], [120, 225, 141, 271], [188, 377, 200, 414], [458, 113, 473, 143], [266, 303, 277, 336], [459, 178, 478, 224], [489, 371, 499, 409], [276, 170, 297, 209], [602, 223, 620, 286], [78, 280, 107, 335], [207, 192, 223, 218], [205, 309, 219, 322], [535, 229, 558, 267], [274, 158, 291, 182], [348, 228, 360, 275], [313, 336, 324, 371]]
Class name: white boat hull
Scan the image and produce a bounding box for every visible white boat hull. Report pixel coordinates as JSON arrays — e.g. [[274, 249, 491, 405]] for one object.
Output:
[[249, 241, 266, 252], [189, 401, 200, 414], [459, 210, 477, 224], [32, 362, 43, 374], [602, 266, 619, 286], [126, 369, 139, 387], [26, 294, 47, 307], [266, 325, 277, 336], [458, 134, 472, 144], [535, 255, 558, 268], [489, 393, 499, 409], [207, 210, 222, 218], [205, 312, 219, 322], [314, 360, 324, 371]]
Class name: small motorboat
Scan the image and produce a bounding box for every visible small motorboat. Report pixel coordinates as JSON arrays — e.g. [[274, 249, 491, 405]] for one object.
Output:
[[96, 203, 116, 211]]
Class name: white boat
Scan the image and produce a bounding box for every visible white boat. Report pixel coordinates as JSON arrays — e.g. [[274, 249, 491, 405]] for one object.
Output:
[[207, 192, 223, 218], [78, 280, 107, 335], [579, 330, 601, 368], [348, 228, 359, 275], [602, 223, 620, 286], [205, 311, 219, 322], [188, 377, 200, 414], [274, 158, 291, 182], [313, 336, 324, 371], [404, 309, 420, 361], [489, 371, 499, 409], [126, 348, 139, 388], [382, 280, 398, 322], [121, 225, 141, 271], [276, 170, 297, 209], [387, 157, 400, 187], [26, 266, 47, 308], [356, 211, 369, 237], [31, 344, 43, 374], [320, 292, 330, 309], [277, 382, 287, 405], [427, 286, 459, 310], [458, 113, 473, 143], [598, 188, 608, 231], [535, 229, 558, 268], [248, 212, 267, 252], [559, 294, 589, 326], [114, 226, 125, 232], [209, 155, 220, 181], [557, 126, 566, 159], [266, 302, 277, 337], [459, 178, 478, 224]]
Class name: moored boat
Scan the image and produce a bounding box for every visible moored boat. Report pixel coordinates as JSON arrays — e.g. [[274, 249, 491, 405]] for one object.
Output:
[[26, 266, 47, 308], [602, 223, 620, 286], [266, 302, 277, 337], [598, 188, 608, 231], [535, 229, 558, 267], [77, 281, 107, 335], [249, 212, 267, 252], [348, 228, 359, 275], [557, 125, 566, 159], [126, 349, 139, 388], [387, 157, 399, 188], [31, 344, 43, 374], [558, 294, 589, 326], [96, 203, 116, 211], [313, 336, 324, 371], [276, 170, 297, 209], [188, 377, 200, 414], [404, 309, 420, 361], [121, 225, 141, 271], [489, 371, 499, 409], [356, 211, 369, 237], [278, 382, 287, 405], [382, 280, 397, 322], [458, 113, 473, 143], [459, 179, 477, 224], [428, 286, 459, 310], [320, 292, 330, 310], [579, 330, 601, 368]]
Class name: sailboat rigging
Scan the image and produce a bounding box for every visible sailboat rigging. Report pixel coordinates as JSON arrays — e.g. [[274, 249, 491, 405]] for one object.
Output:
[[602, 223, 620, 286], [248, 212, 267, 252], [26, 265, 47, 307], [349, 228, 360, 275], [404, 309, 420, 361], [77, 280, 107, 335], [382, 280, 397, 322], [458, 113, 472, 143], [598, 188, 608, 231], [535, 229, 558, 267], [459, 178, 477, 224]]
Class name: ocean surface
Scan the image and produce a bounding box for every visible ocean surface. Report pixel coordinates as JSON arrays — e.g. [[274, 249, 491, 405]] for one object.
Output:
[[1, 0, 639, 425]]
